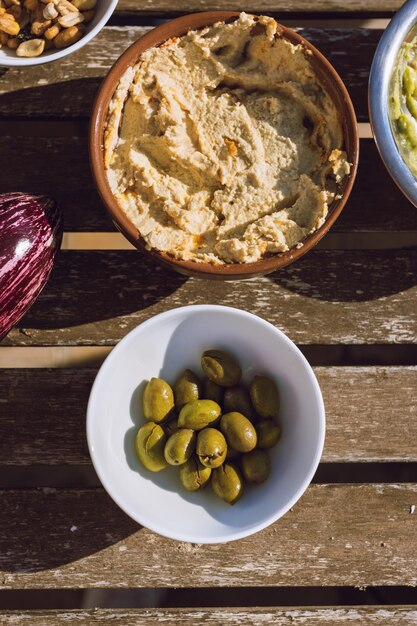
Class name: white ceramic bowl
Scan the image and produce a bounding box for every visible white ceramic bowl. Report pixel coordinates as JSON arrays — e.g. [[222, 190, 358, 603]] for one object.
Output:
[[87, 305, 325, 544], [0, 0, 118, 67]]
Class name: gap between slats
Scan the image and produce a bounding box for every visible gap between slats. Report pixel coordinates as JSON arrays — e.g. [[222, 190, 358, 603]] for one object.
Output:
[[60, 231, 417, 250], [0, 464, 416, 488], [2, 345, 417, 368]]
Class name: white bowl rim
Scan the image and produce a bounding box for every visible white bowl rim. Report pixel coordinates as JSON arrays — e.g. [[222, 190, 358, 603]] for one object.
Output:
[[0, 0, 118, 67], [86, 304, 326, 543]]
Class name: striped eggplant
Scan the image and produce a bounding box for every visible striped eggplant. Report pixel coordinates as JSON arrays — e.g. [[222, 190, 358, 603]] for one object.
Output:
[[0, 192, 63, 341]]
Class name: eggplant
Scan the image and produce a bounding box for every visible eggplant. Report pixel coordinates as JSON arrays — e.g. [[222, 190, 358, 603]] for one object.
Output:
[[0, 192, 63, 341]]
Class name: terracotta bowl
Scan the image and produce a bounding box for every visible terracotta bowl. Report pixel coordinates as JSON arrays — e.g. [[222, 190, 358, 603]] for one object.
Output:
[[90, 11, 359, 280]]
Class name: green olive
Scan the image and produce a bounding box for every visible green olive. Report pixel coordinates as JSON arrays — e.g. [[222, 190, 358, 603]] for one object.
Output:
[[212, 463, 244, 504], [178, 399, 221, 430], [241, 449, 270, 484], [135, 422, 168, 472], [256, 419, 281, 449], [201, 350, 242, 387], [250, 376, 280, 419], [203, 378, 224, 405], [164, 428, 196, 465], [196, 428, 227, 468], [164, 417, 179, 438], [223, 385, 256, 422], [174, 369, 201, 410], [179, 456, 212, 491], [220, 412, 257, 453], [143, 377, 174, 423]]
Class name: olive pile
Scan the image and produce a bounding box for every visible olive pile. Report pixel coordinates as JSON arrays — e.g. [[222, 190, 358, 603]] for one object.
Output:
[[134, 350, 281, 504]]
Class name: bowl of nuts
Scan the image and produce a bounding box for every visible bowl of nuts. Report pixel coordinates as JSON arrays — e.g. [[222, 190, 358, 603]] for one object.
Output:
[[0, 0, 118, 65], [87, 305, 325, 543]]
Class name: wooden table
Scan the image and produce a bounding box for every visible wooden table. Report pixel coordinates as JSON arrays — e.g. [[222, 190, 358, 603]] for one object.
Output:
[[1, 1, 417, 623]]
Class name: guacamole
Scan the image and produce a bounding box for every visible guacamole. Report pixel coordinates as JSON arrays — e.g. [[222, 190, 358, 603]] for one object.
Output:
[[390, 35, 417, 176]]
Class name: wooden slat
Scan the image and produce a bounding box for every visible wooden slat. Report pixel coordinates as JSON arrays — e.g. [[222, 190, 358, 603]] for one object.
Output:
[[0, 484, 416, 588], [1, 367, 416, 465], [0, 135, 104, 233], [2, 607, 417, 625], [0, 368, 93, 465], [2, 249, 416, 347], [0, 124, 414, 237], [0, 27, 149, 120], [0, 28, 378, 121], [115, 0, 404, 14], [2, 135, 416, 234], [346, 140, 417, 233], [317, 367, 417, 462]]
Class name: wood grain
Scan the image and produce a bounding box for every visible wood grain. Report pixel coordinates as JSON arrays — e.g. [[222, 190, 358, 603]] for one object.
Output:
[[115, 0, 405, 14], [1, 367, 416, 465], [2, 249, 417, 347], [2, 135, 416, 234], [0, 28, 379, 121], [2, 607, 417, 625], [1, 484, 416, 588], [316, 367, 417, 462]]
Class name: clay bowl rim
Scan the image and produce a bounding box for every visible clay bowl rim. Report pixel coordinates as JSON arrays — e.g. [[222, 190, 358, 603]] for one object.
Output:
[[90, 11, 359, 280]]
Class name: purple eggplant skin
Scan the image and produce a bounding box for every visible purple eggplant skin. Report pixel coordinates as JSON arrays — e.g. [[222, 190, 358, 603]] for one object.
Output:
[[0, 192, 63, 341]]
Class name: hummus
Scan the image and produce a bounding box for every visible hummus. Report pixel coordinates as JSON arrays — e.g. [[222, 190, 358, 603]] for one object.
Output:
[[105, 13, 349, 264], [390, 34, 417, 177]]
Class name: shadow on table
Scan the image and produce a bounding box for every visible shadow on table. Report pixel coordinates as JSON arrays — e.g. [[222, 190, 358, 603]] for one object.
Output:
[[0, 77, 101, 117], [0, 487, 140, 574], [268, 248, 417, 302], [18, 252, 187, 330], [0, 379, 143, 574]]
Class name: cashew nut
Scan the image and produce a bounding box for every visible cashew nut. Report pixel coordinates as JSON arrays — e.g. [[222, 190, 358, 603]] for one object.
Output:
[[58, 10, 83, 27]]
